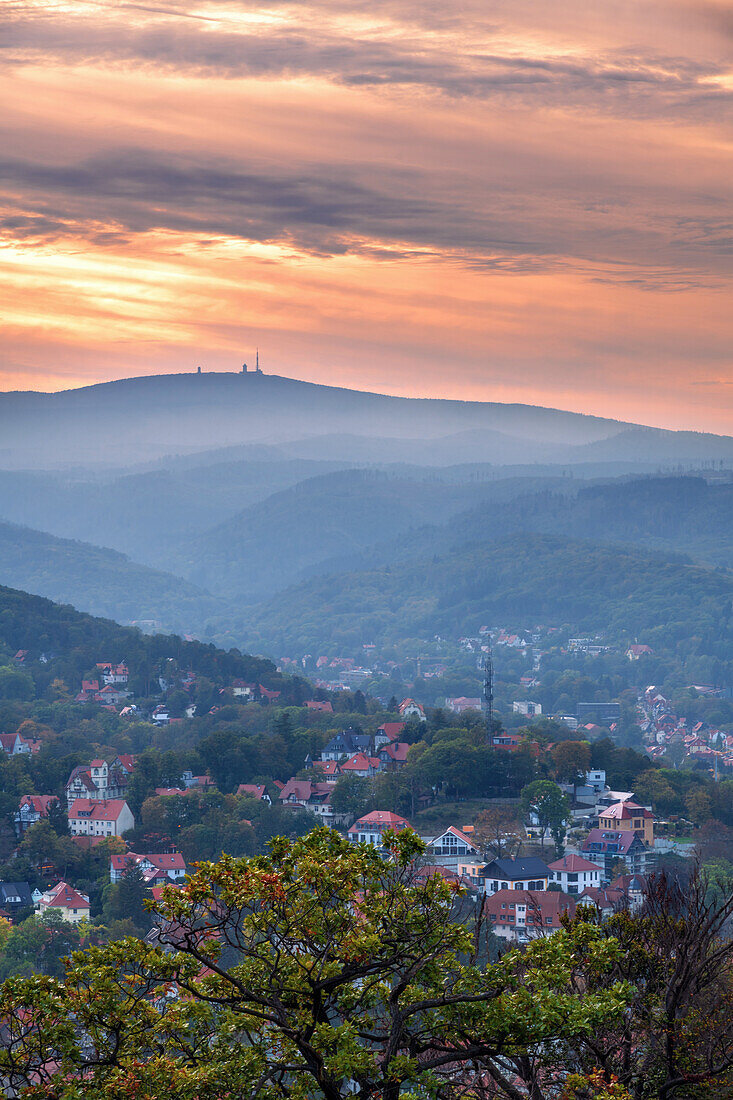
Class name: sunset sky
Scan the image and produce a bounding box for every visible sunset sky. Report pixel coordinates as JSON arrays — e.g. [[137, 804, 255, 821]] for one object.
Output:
[[1, 0, 732, 432]]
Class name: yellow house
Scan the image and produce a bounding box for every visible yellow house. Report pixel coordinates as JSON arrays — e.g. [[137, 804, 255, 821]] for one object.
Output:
[[39, 881, 90, 924], [598, 801, 654, 845]]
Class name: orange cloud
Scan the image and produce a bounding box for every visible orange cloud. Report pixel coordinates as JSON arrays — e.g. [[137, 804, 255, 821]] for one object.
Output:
[[0, 0, 731, 431]]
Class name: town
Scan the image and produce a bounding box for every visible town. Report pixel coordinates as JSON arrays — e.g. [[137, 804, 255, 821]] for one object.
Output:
[[0, 624, 728, 957]]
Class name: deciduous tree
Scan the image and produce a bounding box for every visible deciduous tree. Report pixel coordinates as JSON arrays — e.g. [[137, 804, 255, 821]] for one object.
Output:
[[0, 827, 631, 1099]]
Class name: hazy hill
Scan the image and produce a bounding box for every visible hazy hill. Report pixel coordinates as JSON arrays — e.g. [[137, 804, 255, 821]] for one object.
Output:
[[0, 520, 223, 633], [182, 469, 570, 598], [325, 475, 733, 575], [2, 370, 730, 472], [0, 458, 347, 568], [0, 371, 640, 469], [243, 533, 733, 655]]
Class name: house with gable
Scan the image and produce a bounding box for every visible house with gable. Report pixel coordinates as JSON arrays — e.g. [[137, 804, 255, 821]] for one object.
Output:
[[236, 783, 271, 804], [424, 826, 481, 869], [39, 881, 90, 923], [376, 742, 410, 769], [461, 856, 552, 897], [445, 697, 482, 715], [627, 645, 654, 661], [581, 829, 651, 881], [398, 699, 426, 721], [547, 854, 601, 895], [0, 732, 39, 756], [598, 801, 654, 845], [68, 798, 134, 838], [577, 885, 627, 918], [277, 778, 346, 826], [0, 882, 33, 919], [75, 679, 100, 703], [347, 810, 412, 850], [484, 889, 576, 943], [321, 728, 373, 761], [96, 663, 129, 685], [340, 753, 381, 779], [14, 794, 60, 836], [375, 722, 406, 745], [110, 851, 186, 885], [65, 759, 130, 808], [309, 759, 341, 783]]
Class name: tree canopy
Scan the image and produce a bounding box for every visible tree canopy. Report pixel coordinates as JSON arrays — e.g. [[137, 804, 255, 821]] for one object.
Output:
[[0, 827, 631, 1099]]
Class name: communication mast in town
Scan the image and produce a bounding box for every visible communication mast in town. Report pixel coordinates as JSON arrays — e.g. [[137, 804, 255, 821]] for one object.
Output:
[[483, 650, 494, 738]]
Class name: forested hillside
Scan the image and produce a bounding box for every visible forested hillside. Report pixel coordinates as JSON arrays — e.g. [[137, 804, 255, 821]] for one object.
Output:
[[0, 584, 282, 693], [184, 469, 567, 597], [324, 475, 733, 575], [0, 521, 222, 632], [244, 533, 733, 655]]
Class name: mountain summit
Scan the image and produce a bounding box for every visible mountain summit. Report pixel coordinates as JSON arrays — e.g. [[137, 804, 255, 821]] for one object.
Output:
[[0, 371, 730, 469]]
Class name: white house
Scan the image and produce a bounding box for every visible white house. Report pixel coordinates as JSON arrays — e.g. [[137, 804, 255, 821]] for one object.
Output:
[[347, 811, 411, 848], [513, 701, 542, 717], [547, 854, 601, 895], [110, 852, 186, 884], [424, 826, 480, 868], [399, 699, 426, 721], [68, 798, 134, 838]]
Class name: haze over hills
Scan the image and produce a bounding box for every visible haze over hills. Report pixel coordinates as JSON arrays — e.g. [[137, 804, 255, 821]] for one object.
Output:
[[0, 457, 349, 568], [0, 369, 730, 661], [0, 519, 223, 632], [180, 469, 571, 599], [318, 475, 733, 578], [3, 370, 732, 471], [242, 532, 733, 656]]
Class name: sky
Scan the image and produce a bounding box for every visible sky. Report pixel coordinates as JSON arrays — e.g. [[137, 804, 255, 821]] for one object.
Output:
[[1, 0, 732, 432]]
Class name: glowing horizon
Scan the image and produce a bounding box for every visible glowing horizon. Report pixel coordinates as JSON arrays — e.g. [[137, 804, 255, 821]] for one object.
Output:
[[2, 0, 732, 435]]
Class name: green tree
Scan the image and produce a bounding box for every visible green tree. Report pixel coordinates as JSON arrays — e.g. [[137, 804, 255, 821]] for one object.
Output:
[[329, 773, 371, 820], [0, 666, 35, 701], [0, 828, 631, 1099], [102, 861, 150, 931], [47, 799, 69, 837], [521, 779, 570, 849], [551, 740, 591, 801]]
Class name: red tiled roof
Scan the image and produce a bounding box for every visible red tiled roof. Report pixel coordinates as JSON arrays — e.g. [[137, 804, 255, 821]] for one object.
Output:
[[382, 741, 409, 762], [68, 798, 129, 821], [236, 783, 267, 800], [548, 854, 600, 873], [378, 722, 406, 741], [348, 811, 411, 834], [19, 794, 59, 815], [484, 889, 576, 926], [42, 881, 90, 910], [600, 801, 653, 820]]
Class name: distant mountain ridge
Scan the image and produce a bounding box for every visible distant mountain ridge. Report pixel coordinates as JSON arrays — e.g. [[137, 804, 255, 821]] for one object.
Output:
[[0, 519, 223, 633], [242, 532, 733, 656], [1, 370, 731, 470]]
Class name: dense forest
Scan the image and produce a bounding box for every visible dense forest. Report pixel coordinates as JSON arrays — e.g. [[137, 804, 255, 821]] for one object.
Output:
[[0, 584, 283, 694], [243, 532, 733, 656], [0, 521, 223, 632]]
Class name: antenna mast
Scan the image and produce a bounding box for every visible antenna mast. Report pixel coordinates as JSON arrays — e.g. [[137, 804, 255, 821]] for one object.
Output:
[[483, 649, 494, 739]]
